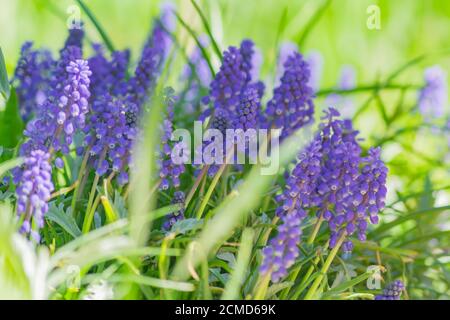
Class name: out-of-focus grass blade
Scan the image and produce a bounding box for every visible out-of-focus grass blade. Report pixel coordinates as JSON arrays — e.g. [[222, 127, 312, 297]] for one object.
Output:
[[222, 228, 254, 300], [297, 0, 332, 48], [190, 0, 223, 62], [75, 0, 115, 52], [370, 205, 450, 238], [175, 11, 216, 78], [172, 126, 314, 281], [354, 241, 418, 258], [274, 7, 288, 49], [0, 157, 22, 178], [396, 231, 450, 247], [0, 47, 9, 100], [107, 274, 194, 292], [129, 93, 163, 246]]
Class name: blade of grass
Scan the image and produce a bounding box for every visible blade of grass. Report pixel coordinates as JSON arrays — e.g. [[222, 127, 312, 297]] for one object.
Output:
[[75, 0, 115, 52], [0, 47, 10, 99], [370, 205, 450, 238], [175, 11, 216, 78], [190, 0, 223, 62], [297, 0, 333, 48], [321, 272, 373, 298], [222, 228, 255, 300]]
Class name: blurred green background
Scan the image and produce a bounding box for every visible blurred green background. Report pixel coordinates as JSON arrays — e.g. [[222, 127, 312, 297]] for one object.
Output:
[[2, 0, 450, 80]]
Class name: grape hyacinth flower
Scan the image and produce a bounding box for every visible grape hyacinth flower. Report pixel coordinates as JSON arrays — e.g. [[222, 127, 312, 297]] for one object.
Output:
[[15, 150, 54, 240], [127, 4, 173, 109], [261, 108, 388, 282], [205, 42, 253, 114], [275, 42, 298, 85], [306, 50, 323, 93], [266, 52, 315, 139], [52, 59, 92, 154], [375, 280, 405, 300], [233, 85, 261, 131], [84, 95, 134, 184], [63, 26, 85, 51], [89, 45, 130, 99], [163, 191, 186, 230], [13, 42, 54, 120], [260, 210, 304, 282], [260, 141, 322, 282], [20, 57, 91, 157], [110, 49, 130, 96], [418, 65, 448, 119], [159, 90, 186, 189]]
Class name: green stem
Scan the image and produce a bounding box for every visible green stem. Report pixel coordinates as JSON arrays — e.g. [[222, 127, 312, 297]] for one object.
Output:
[[82, 193, 101, 233], [196, 163, 227, 220], [70, 149, 90, 216], [253, 271, 272, 300], [307, 215, 324, 245], [196, 148, 234, 220], [316, 83, 420, 96], [304, 232, 346, 300], [185, 165, 209, 208], [83, 173, 100, 225]]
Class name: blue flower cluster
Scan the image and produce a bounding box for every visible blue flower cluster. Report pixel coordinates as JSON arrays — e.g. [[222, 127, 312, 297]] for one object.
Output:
[[13, 42, 54, 120], [163, 191, 186, 230], [266, 52, 315, 139], [14, 150, 54, 240], [261, 108, 388, 282], [375, 280, 405, 300], [418, 65, 448, 120], [159, 90, 186, 190]]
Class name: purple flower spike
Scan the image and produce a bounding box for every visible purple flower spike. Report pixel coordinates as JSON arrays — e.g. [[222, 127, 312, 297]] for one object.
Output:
[[13, 42, 54, 120], [266, 52, 315, 139], [159, 89, 186, 189], [260, 210, 303, 282], [233, 85, 261, 131], [163, 191, 186, 230], [84, 95, 134, 183], [418, 65, 448, 119], [261, 108, 388, 282], [375, 280, 405, 300], [16, 149, 54, 239], [207, 41, 254, 114]]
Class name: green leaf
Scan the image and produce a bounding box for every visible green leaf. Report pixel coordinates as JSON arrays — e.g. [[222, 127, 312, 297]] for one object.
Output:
[[0, 89, 24, 148], [46, 202, 82, 238], [0, 47, 10, 100], [170, 218, 203, 235], [113, 190, 128, 219], [266, 282, 294, 299], [322, 272, 373, 298]]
